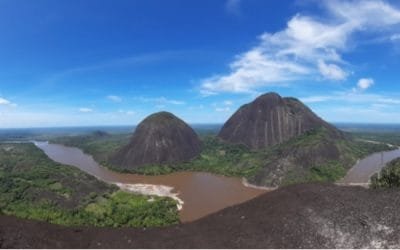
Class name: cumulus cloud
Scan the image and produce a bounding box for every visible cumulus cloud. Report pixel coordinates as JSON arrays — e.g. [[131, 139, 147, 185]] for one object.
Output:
[[357, 78, 374, 90], [107, 95, 122, 102], [201, 0, 400, 95], [79, 108, 93, 113]]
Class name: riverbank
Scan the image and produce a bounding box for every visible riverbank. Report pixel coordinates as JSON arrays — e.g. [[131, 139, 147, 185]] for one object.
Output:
[[34, 141, 267, 222], [0, 142, 180, 228], [33, 138, 400, 221], [115, 183, 184, 210], [33, 141, 185, 211], [338, 148, 400, 185], [50, 130, 394, 187]]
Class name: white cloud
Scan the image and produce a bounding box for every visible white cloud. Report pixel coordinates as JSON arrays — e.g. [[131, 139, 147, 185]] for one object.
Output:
[[375, 98, 400, 104], [201, 0, 400, 94], [326, 0, 400, 27], [79, 108, 93, 113], [200, 48, 310, 95], [301, 91, 400, 106], [0, 98, 11, 105], [134, 96, 185, 105], [318, 60, 348, 80], [0, 97, 17, 107], [213, 100, 235, 113], [107, 95, 122, 102], [302, 89, 400, 123], [301, 95, 333, 103], [357, 78, 374, 90]]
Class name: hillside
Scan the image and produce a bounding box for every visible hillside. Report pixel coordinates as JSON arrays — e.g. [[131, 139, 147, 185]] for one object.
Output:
[[49, 93, 393, 186], [0, 143, 179, 228], [110, 112, 202, 170], [371, 157, 400, 188], [218, 92, 343, 150], [51, 128, 391, 187], [247, 127, 382, 186], [215, 92, 391, 186]]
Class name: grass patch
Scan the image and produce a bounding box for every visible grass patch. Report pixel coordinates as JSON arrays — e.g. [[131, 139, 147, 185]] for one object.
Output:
[[308, 162, 346, 182]]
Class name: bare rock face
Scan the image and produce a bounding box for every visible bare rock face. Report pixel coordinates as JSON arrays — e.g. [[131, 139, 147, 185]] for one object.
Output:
[[111, 111, 201, 169], [218, 92, 342, 150]]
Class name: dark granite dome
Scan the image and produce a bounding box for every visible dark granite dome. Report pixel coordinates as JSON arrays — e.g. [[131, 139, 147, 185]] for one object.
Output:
[[218, 92, 342, 150], [111, 111, 201, 169]]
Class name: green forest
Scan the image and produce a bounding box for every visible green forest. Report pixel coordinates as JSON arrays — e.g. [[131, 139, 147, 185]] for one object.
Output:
[[51, 128, 393, 184], [370, 157, 400, 188], [0, 143, 179, 227]]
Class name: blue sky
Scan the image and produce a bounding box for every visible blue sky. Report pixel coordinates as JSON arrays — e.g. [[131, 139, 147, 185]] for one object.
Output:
[[0, 0, 400, 128]]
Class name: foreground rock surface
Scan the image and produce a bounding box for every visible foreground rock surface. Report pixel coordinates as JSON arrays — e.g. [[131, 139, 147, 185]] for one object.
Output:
[[1, 183, 400, 248], [218, 92, 342, 150], [111, 111, 201, 169]]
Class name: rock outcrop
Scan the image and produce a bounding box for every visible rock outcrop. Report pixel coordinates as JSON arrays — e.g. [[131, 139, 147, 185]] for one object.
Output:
[[218, 92, 342, 150], [111, 111, 201, 169], [2, 183, 400, 248]]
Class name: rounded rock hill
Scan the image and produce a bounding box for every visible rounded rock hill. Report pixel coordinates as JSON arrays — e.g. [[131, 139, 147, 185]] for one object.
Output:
[[218, 92, 342, 150], [111, 111, 201, 169]]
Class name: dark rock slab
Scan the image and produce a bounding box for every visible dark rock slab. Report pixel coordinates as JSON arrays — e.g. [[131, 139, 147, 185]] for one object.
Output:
[[218, 92, 342, 150], [1, 183, 400, 248], [111, 111, 201, 169]]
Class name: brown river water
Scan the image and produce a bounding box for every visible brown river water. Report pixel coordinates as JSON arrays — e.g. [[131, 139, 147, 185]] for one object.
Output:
[[34, 141, 267, 222], [338, 147, 400, 185], [34, 141, 400, 222]]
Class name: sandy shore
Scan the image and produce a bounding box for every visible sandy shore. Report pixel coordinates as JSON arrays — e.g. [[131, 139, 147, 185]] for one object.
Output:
[[115, 182, 184, 210]]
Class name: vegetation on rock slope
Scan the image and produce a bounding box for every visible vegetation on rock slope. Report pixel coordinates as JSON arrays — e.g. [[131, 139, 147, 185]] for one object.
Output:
[[351, 132, 400, 146], [0, 143, 179, 227], [247, 127, 393, 186], [52, 133, 264, 177], [52, 127, 393, 186], [370, 157, 400, 188], [51, 132, 131, 163]]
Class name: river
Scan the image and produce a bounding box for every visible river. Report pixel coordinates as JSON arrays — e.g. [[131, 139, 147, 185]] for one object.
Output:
[[34, 141, 267, 222], [338, 148, 400, 185], [34, 141, 400, 221]]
